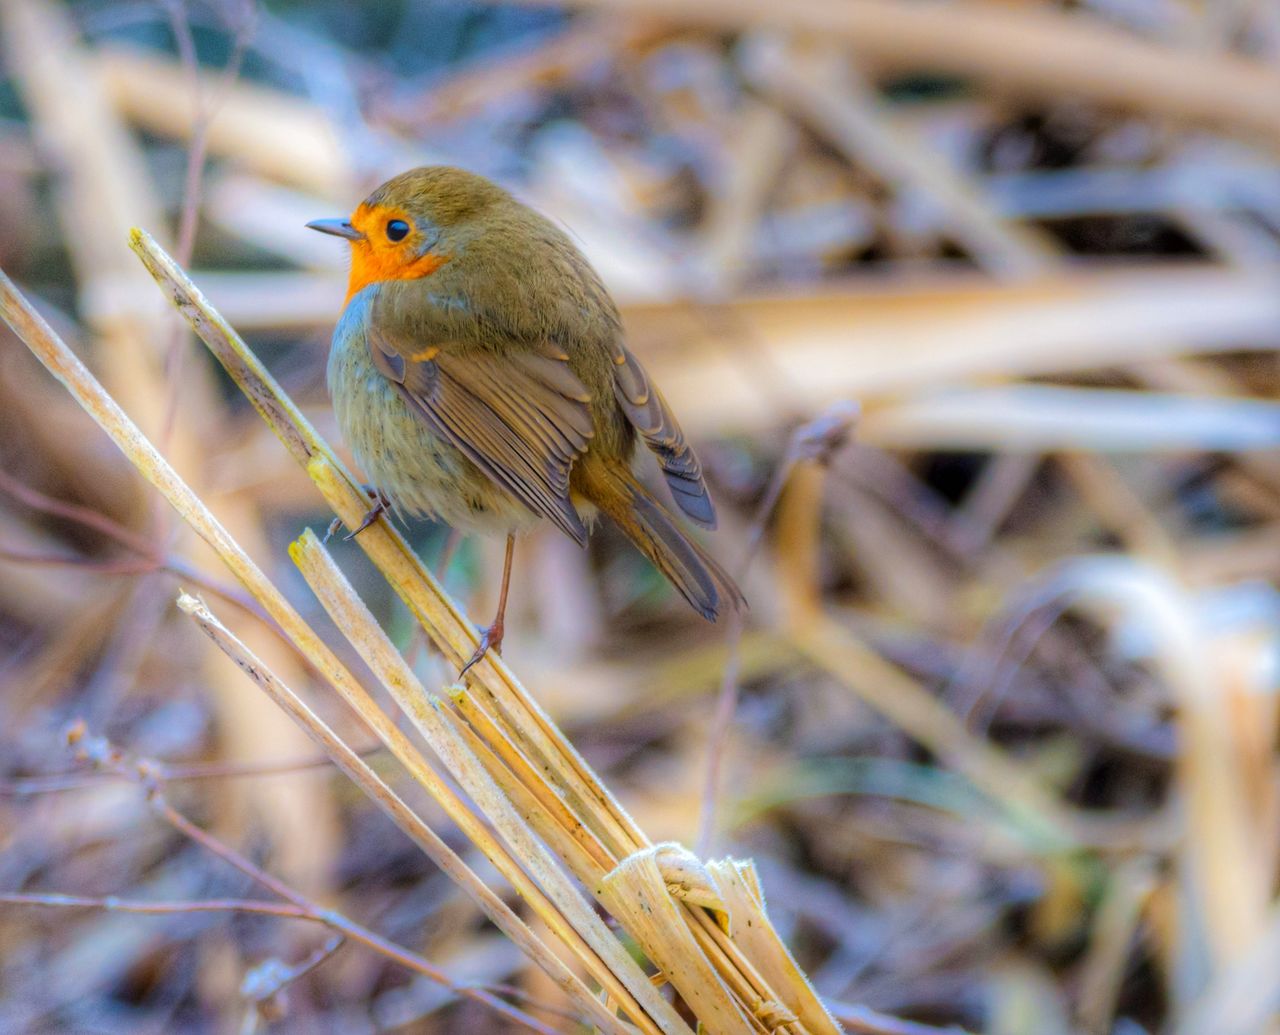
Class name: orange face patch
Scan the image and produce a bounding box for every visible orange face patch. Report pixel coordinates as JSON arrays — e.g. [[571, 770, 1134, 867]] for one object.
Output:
[[344, 202, 450, 304]]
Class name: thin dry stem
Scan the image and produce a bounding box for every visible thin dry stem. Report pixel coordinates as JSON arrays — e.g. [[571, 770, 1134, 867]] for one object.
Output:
[[60, 723, 561, 1035], [1, 891, 314, 920], [288, 529, 681, 1035], [699, 401, 859, 855], [0, 748, 379, 796], [0, 267, 628, 1035], [178, 591, 634, 1035], [123, 229, 841, 1033], [0, 891, 556, 1034]]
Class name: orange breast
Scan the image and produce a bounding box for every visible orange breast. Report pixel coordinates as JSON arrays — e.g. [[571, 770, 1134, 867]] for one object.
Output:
[[346, 248, 450, 305]]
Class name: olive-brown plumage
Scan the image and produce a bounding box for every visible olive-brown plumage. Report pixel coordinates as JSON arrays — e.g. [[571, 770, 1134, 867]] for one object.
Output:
[[310, 166, 741, 663]]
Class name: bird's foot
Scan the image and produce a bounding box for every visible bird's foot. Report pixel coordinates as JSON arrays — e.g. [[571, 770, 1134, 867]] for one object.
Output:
[[344, 486, 391, 541], [459, 616, 504, 679]]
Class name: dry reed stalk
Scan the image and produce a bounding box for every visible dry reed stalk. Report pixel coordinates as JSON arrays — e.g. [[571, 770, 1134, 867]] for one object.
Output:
[[2, 231, 843, 1030], [743, 35, 1056, 279], [0, 268, 632, 1035], [124, 229, 841, 1034], [178, 593, 636, 1034], [286, 531, 682, 1034], [768, 432, 1088, 851], [550, 0, 1280, 146]]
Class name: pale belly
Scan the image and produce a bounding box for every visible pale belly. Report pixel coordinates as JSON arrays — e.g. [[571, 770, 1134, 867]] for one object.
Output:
[[327, 297, 542, 536]]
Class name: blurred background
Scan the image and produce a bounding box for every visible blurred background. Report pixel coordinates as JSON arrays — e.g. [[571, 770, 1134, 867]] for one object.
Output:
[[2, 0, 1280, 1032]]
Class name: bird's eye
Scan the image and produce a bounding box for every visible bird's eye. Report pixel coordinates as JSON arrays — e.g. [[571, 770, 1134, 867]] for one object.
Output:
[[386, 219, 410, 242]]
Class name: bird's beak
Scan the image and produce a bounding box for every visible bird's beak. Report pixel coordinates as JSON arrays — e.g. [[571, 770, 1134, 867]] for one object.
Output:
[[306, 218, 364, 241]]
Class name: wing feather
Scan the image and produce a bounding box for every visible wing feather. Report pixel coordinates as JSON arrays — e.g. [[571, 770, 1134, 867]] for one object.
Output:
[[366, 317, 593, 545]]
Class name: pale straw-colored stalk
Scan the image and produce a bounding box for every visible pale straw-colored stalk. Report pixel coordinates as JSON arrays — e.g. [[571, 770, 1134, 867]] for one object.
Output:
[[0, 266, 631, 1035], [1, 228, 842, 1033]]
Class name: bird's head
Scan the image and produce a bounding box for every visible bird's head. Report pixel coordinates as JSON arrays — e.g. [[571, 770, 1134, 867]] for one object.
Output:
[[307, 166, 509, 304]]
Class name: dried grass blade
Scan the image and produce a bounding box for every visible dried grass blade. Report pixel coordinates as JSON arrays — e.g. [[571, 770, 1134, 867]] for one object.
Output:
[[439, 705, 610, 883], [598, 846, 752, 1034], [707, 859, 842, 1035], [0, 267, 628, 1035], [121, 228, 830, 1035], [128, 227, 646, 861], [448, 685, 616, 874], [289, 529, 689, 1035], [176, 593, 614, 1034]]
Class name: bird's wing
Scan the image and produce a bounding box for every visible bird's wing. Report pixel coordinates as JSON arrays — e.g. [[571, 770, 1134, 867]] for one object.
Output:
[[608, 341, 717, 529], [366, 318, 594, 545]]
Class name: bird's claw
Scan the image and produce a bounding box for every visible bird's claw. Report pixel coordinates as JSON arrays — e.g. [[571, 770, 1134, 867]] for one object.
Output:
[[343, 486, 391, 541], [459, 618, 504, 679]]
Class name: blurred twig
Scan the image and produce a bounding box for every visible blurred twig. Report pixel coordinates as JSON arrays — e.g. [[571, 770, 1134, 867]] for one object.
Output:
[[0, 462, 268, 621], [162, 0, 256, 267], [0, 746, 382, 797], [51, 721, 562, 1035], [157, 0, 256, 450], [2, 893, 557, 1032], [697, 401, 859, 855], [0, 891, 319, 920], [549, 0, 1280, 144]]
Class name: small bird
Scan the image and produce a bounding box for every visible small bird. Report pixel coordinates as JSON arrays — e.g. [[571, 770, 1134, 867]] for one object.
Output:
[[308, 166, 742, 673]]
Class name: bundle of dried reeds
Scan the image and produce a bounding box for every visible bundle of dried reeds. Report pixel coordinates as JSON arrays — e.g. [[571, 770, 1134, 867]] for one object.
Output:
[[0, 228, 840, 1034]]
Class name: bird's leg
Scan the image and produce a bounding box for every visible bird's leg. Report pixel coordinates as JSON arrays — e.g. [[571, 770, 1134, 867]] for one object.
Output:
[[344, 485, 392, 541], [460, 534, 515, 678]]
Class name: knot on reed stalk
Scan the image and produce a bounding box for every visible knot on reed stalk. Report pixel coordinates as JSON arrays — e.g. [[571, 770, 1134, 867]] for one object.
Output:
[[654, 842, 726, 916], [752, 998, 800, 1031], [601, 842, 737, 936]]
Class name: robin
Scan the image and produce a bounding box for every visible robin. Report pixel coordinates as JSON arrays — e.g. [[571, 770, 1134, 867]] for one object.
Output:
[[308, 166, 742, 673]]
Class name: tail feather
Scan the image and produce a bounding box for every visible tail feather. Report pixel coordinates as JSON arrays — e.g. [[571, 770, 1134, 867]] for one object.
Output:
[[609, 343, 718, 530], [656, 452, 718, 530], [587, 466, 744, 621]]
